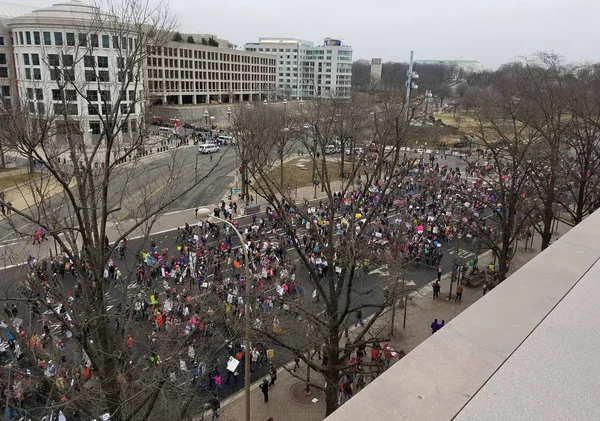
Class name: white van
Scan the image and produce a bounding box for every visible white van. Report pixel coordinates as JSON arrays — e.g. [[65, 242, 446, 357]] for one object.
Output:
[[198, 144, 220, 154], [217, 135, 234, 145], [158, 127, 174, 134]]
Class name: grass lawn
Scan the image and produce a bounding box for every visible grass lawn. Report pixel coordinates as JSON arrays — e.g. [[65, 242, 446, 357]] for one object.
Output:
[[0, 171, 42, 190], [261, 158, 352, 190]]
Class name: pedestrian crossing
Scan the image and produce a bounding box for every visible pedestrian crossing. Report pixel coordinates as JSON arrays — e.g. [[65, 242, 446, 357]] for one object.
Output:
[[448, 248, 473, 259]]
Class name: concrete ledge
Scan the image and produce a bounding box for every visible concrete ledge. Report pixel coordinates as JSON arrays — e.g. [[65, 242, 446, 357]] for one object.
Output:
[[325, 210, 600, 421]]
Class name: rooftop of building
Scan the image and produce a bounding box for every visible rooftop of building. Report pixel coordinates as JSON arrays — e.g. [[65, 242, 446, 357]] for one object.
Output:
[[7, 0, 115, 27], [325, 208, 600, 421], [0, 1, 36, 19]]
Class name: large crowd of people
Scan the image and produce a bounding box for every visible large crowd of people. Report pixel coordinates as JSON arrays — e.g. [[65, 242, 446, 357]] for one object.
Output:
[[0, 150, 515, 417]]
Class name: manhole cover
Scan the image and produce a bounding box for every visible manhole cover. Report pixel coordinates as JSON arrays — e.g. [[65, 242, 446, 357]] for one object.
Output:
[[289, 381, 325, 404]]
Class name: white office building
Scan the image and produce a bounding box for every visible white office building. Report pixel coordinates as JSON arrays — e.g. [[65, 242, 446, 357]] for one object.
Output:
[[244, 37, 353, 99], [3, 0, 146, 147]]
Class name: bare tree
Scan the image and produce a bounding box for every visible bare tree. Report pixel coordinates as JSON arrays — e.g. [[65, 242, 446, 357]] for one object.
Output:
[[515, 53, 573, 250], [464, 77, 539, 282], [234, 94, 417, 415], [555, 65, 600, 225], [0, 1, 233, 420]]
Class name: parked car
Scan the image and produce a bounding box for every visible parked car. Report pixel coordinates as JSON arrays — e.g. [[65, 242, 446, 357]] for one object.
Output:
[[345, 147, 364, 156], [325, 145, 340, 154], [217, 135, 235, 145]]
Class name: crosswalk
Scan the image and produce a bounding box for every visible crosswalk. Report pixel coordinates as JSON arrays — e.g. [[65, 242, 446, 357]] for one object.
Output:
[[448, 248, 473, 259]]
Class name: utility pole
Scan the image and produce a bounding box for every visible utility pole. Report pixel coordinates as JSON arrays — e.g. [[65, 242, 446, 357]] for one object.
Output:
[[405, 50, 418, 120]]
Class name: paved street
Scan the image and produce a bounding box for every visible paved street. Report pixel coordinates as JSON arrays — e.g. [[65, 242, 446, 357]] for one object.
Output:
[[0, 146, 238, 266]]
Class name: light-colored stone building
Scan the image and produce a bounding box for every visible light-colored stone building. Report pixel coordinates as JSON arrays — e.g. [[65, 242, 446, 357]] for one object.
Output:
[[244, 37, 353, 99]]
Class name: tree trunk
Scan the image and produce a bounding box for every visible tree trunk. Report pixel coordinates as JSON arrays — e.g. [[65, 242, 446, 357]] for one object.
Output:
[[324, 374, 339, 416], [340, 141, 345, 178], [540, 202, 553, 251], [0, 143, 6, 168], [574, 178, 586, 225]]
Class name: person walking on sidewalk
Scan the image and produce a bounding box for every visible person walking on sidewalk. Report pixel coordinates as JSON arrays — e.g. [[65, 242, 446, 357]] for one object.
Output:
[[260, 379, 270, 402], [268, 363, 277, 387], [437, 265, 443, 282], [209, 394, 220, 420], [354, 309, 364, 328], [431, 318, 440, 334], [32, 229, 41, 245], [432, 281, 441, 299], [455, 282, 463, 302]]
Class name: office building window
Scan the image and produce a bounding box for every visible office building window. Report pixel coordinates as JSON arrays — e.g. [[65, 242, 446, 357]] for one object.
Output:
[[62, 55, 73, 66], [54, 32, 63, 46], [0, 68, 7, 78], [102, 34, 109, 48], [66, 32, 75, 46], [64, 90, 76, 101], [33, 31, 40, 45], [86, 90, 98, 101], [43, 31, 51, 45], [33, 68, 41, 80], [97, 56, 108, 68], [37, 103, 45, 114], [85, 70, 96, 82], [88, 104, 99, 115], [89, 121, 101, 135], [52, 89, 62, 101], [0, 37, 4, 45], [35, 89, 43, 100], [90, 34, 98, 48], [100, 90, 110, 102], [25, 68, 31, 79], [1, 86, 9, 97], [26, 88, 33, 100], [0, 54, 5, 65], [67, 104, 78, 115], [78, 33, 87, 46], [31, 54, 40, 66], [98, 71, 109, 82], [23, 54, 29, 65], [48, 54, 60, 67], [25, 31, 31, 45], [83, 56, 95, 67]]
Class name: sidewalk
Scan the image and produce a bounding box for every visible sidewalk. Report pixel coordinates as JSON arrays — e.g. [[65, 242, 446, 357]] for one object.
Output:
[[213, 223, 572, 421]]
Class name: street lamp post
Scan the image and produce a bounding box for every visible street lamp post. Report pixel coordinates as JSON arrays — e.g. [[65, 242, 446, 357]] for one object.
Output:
[[203, 109, 209, 126], [210, 115, 215, 128], [424, 90, 433, 124], [263, 99, 268, 106], [197, 208, 252, 421], [227, 106, 232, 121]]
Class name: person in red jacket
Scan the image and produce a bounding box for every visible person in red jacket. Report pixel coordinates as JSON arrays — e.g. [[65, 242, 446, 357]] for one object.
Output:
[[33, 229, 41, 245]]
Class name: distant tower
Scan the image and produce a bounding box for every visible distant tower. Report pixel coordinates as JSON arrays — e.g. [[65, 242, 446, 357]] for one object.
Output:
[[371, 58, 382, 81]]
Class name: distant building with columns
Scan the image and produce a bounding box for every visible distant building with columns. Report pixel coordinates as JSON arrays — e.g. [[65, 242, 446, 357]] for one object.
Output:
[[147, 38, 277, 106]]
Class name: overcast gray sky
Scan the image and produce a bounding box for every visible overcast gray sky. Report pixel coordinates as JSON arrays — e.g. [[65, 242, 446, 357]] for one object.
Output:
[[24, 0, 600, 68]]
